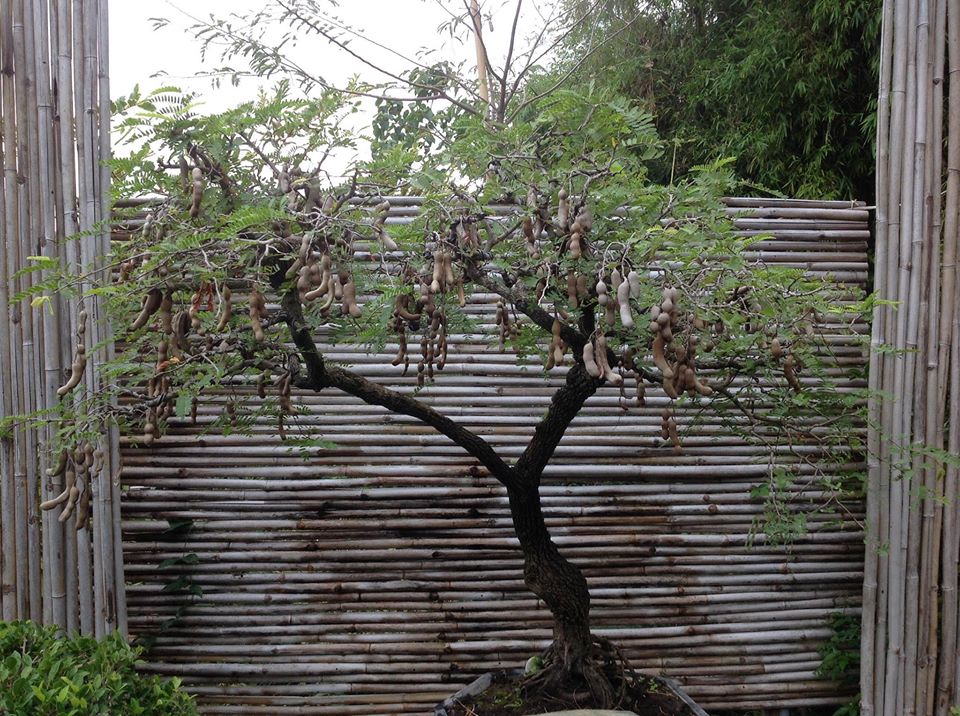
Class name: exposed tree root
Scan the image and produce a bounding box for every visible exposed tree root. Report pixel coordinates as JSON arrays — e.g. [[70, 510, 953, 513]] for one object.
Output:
[[521, 634, 639, 710]]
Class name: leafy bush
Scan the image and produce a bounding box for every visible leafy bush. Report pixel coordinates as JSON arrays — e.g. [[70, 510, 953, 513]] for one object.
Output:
[[0, 620, 197, 715]]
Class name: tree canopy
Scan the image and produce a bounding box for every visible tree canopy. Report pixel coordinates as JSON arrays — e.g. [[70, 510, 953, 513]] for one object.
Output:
[[558, 0, 881, 200]]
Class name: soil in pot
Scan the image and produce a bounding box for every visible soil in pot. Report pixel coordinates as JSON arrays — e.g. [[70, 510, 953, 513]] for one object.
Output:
[[442, 670, 696, 716]]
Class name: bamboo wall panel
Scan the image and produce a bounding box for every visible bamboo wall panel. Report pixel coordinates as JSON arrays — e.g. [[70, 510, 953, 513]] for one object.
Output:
[[118, 197, 868, 714], [0, 0, 123, 636], [862, 1, 960, 714]]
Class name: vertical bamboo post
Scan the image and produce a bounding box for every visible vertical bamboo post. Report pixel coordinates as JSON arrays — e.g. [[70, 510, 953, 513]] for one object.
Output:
[[0, 0, 18, 624]]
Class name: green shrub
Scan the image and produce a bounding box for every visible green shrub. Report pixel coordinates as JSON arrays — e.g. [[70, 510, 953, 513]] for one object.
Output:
[[0, 620, 197, 715]]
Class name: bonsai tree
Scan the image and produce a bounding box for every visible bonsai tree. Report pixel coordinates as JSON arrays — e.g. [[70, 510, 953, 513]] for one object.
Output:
[[38, 5, 862, 709]]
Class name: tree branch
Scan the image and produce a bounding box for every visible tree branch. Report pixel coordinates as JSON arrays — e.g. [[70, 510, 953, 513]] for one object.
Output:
[[277, 281, 517, 489], [514, 362, 601, 480], [463, 259, 587, 352]]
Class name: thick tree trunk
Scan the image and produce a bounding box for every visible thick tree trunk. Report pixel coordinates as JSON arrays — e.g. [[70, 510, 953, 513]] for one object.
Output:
[[508, 479, 618, 705], [508, 483, 592, 655]]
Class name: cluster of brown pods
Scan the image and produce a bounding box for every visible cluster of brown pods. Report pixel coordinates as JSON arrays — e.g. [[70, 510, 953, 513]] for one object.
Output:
[[40, 442, 103, 530], [648, 287, 712, 400]]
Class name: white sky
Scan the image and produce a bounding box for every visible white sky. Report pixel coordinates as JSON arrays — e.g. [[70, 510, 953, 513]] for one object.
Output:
[[108, 1, 551, 172], [109, 1, 548, 111]]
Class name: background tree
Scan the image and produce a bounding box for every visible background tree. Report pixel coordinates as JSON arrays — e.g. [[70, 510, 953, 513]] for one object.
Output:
[[34, 2, 864, 709], [557, 0, 881, 200]]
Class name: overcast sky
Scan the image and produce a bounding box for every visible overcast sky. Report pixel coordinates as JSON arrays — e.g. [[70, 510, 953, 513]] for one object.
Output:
[[109, 1, 548, 110]]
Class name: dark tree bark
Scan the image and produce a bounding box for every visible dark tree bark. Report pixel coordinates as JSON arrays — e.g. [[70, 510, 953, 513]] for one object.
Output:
[[280, 279, 620, 704]]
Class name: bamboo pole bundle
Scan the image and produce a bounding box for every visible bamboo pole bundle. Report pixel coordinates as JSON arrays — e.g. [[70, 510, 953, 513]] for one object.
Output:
[[0, 0, 120, 637], [862, 1, 960, 715]]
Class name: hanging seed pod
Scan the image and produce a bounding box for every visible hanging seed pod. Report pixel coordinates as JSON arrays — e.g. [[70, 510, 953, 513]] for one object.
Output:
[[568, 232, 582, 259], [341, 274, 362, 318], [557, 189, 569, 231], [216, 285, 233, 331], [131, 288, 163, 331], [771, 337, 783, 359], [784, 353, 802, 392], [596, 280, 609, 307], [566, 272, 579, 308], [617, 280, 634, 329], [57, 345, 87, 398], [523, 216, 539, 257], [249, 286, 268, 342], [582, 340, 602, 378], [652, 333, 674, 379], [189, 167, 204, 219], [595, 333, 622, 385], [159, 290, 174, 335]]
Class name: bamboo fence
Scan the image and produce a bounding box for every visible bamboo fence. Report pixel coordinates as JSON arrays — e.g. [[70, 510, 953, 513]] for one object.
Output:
[[0, 0, 124, 636], [861, 1, 960, 715], [116, 196, 869, 714]]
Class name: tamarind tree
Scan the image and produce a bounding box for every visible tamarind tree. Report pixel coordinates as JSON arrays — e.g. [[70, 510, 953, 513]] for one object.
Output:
[[33, 4, 864, 708]]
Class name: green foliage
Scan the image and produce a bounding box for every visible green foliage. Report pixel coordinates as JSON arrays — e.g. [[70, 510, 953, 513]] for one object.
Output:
[[558, 0, 881, 199], [816, 611, 862, 715], [0, 620, 197, 716]]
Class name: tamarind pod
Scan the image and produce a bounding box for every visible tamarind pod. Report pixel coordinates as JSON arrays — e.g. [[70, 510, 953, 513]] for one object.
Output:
[[771, 337, 783, 359], [627, 271, 641, 297], [285, 257, 304, 281], [190, 397, 198, 424], [784, 354, 802, 392], [667, 418, 682, 454], [667, 287, 679, 304], [46, 449, 68, 478], [576, 205, 593, 232], [457, 275, 466, 307], [333, 275, 343, 300], [545, 350, 556, 370], [395, 298, 421, 322], [374, 200, 391, 226], [661, 325, 673, 343], [342, 281, 362, 318], [58, 485, 80, 523], [596, 280, 608, 307], [57, 345, 87, 397], [430, 255, 442, 294], [622, 346, 636, 372], [190, 168, 204, 219], [582, 341, 602, 378], [650, 305, 661, 322], [557, 189, 569, 230], [569, 233, 582, 259], [249, 299, 266, 342], [179, 158, 190, 194], [576, 275, 588, 299], [443, 253, 455, 287], [40, 488, 70, 511], [566, 273, 578, 308], [652, 333, 674, 379], [75, 485, 91, 531], [118, 261, 135, 283], [417, 361, 426, 387], [648, 320, 660, 333], [131, 288, 163, 331], [438, 331, 448, 370], [692, 372, 713, 397], [523, 217, 539, 257], [663, 374, 679, 399], [661, 298, 674, 315], [593, 334, 621, 385], [617, 281, 634, 328], [610, 269, 623, 295], [303, 279, 330, 303], [605, 304, 616, 327], [216, 285, 233, 331], [91, 449, 104, 477], [378, 229, 399, 252], [297, 264, 314, 298], [635, 379, 645, 406], [159, 290, 174, 334], [257, 372, 267, 400], [661, 408, 671, 440]]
